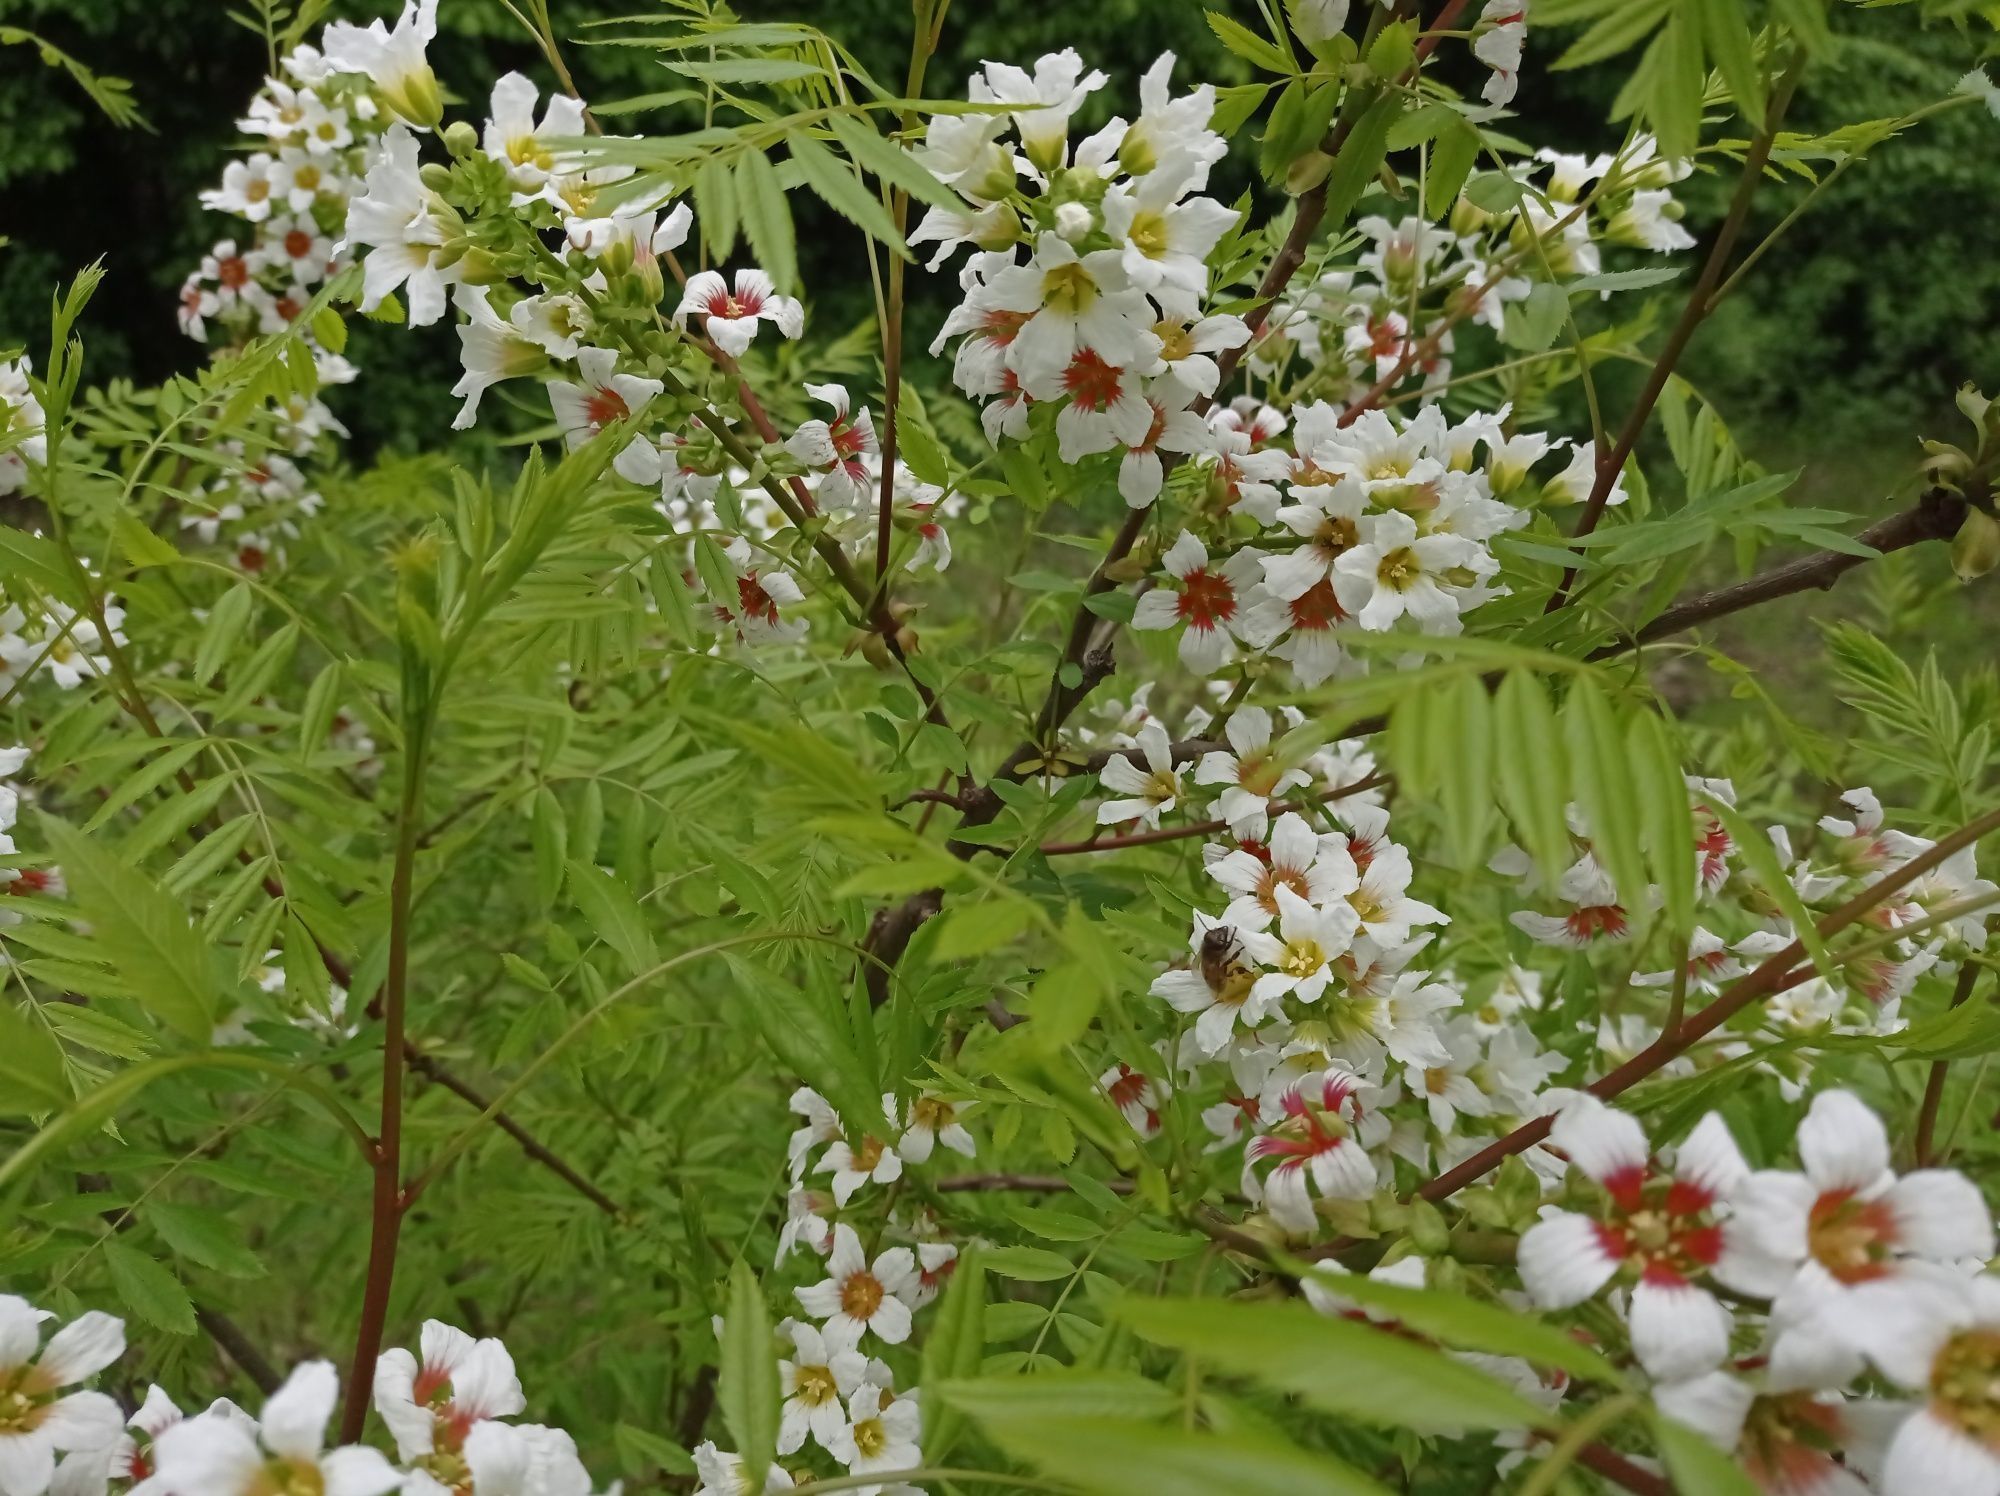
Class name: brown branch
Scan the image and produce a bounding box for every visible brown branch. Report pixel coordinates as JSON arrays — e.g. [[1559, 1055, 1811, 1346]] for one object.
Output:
[[1588, 492, 1968, 657], [405, 1050, 621, 1216], [1548, 49, 1808, 608], [1393, 803, 2000, 1215], [195, 1306, 283, 1395], [1576, 1442, 1673, 1496], [1915, 959, 1987, 1166]]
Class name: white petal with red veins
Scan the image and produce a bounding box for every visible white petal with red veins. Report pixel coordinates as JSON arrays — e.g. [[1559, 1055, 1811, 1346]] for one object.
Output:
[[1549, 1095, 1648, 1187], [1672, 1112, 1749, 1206]]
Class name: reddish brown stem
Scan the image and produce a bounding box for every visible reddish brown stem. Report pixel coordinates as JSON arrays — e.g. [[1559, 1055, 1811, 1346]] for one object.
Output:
[[1399, 803, 2000, 1214], [1915, 960, 1986, 1166]]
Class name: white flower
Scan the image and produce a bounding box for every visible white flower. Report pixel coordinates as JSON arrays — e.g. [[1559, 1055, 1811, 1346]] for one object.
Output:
[[794, 1224, 919, 1346], [1652, 1368, 1878, 1496], [971, 49, 1107, 171], [483, 72, 587, 190], [1717, 1090, 1995, 1386], [674, 270, 803, 357], [896, 1095, 975, 1164], [1332, 510, 1479, 632], [1260, 476, 1370, 601], [1206, 811, 1359, 933], [1517, 1098, 1744, 1380], [1100, 1063, 1164, 1136], [0, 361, 47, 497], [1343, 842, 1445, 948], [509, 294, 590, 360], [981, 234, 1161, 396], [550, 348, 663, 452], [1130, 532, 1266, 674], [777, 1321, 867, 1455], [1289, 0, 1353, 50], [450, 287, 548, 430], [691, 1442, 795, 1496], [372, 1321, 526, 1465], [1241, 885, 1361, 1008], [1100, 170, 1239, 322], [0, 1298, 124, 1496], [1151, 313, 1249, 399], [1472, 0, 1528, 106], [785, 384, 879, 510], [707, 538, 808, 647], [342, 127, 458, 327], [201, 153, 282, 221], [1095, 720, 1183, 829], [1245, 1068, 1383, 1231], [1115, 374, 1213, 508], [1193, 708, 1312, 838], [148, 1361, 400, 1496], [818, 1098, 906, 1206], [1607, 188, 1695, 253], [825, 1385, 921, 1494], [1511, 855, 1632, 947], [1874, 1275, 2000, 1496], [323, 0, 442, 127], [1152, 915, 1278, 1057]]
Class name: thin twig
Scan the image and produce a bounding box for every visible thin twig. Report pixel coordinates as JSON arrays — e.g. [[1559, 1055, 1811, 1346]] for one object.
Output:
[[1915, 960, 1987, 1166]]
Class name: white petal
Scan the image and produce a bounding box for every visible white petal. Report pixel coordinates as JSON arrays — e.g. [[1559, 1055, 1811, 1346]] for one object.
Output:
[[1516, 1210, 1619, 1309], [1888, 1171, 1997, 1261], [1651, 1371, 1753, 1453], [1799, 1090, 1891, 1193], [1549, 1095, 1648, 1186], [1883, 1409, 2000, 1496], [36, 1314, 124, 1386], [321, 1445, 405, 1496], [1628, 1279, 1731, 1380], [259, 1360, 338, 1462]]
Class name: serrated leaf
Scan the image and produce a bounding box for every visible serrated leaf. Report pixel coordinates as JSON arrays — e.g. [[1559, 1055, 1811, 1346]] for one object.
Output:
[[1206, 11, 1292, 73], [825, 114, 962, 212], [0, 1002, 68, 1114], [787, 134, 909, 258], [148, 1202, 265, 1277], [1301, 1269, 1621, 1384], [38, 817, 215, 1041], [104, 1241, 196, 1335], [920, 1247, 986, 1460], [695, 155, 740, 263], [1560, 677, 1649, 924], [973, 1411, 1393, 1496], [1629, 711, 1696, 938], [1495, 670, 1572, 889], [565, 859, 660, 977]]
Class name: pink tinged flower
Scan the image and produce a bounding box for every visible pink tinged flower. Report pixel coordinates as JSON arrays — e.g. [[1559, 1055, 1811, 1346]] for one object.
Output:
[[675, 269, 804, 357], [1095, 719, 1183, 829], [1246, 1068, 1378, 1231], [550, 347, 663, 453], [1473, 0, 1528, 106], [1511, 855, 1632, 948], [785, 383, 879, 510], [372, 1320, 526, 1463], [1719, 1091, 1994, 1382], [0, 1298, 125, 1496], [794, 1224, 919, 1346], [1207, 811, 1359, 933], [1518, 1098, 1744, 1379], [1099, 1063, 1163, 1136], [1653, 1371, 1875, 1496], [148, 1361, 400, 1496], [1130, 531, 1266, 674]]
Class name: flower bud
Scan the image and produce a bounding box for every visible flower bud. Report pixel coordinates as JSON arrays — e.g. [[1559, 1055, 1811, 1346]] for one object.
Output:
[[441, 120, 480, 160], [600, 235, 636, 278], [631, 243, 666, 305], [454, 247, 509, 286], [418, 162, 456, 195], [380, 66, 443, 131], [1951, 506, 2000, 581], [1053, 201, 1093, 244], [1449, 192, 1493, 238]]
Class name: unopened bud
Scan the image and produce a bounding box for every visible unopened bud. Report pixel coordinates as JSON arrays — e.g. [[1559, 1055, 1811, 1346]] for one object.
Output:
[[381, 66, 443, 130], [632, 244, 666, 305], [893, 624, 919, 656], [1285, 149, 1333, 196], [1951, 507, 2000, 581], [1053, 201, 1093, 243], [454, 247, 508, 286], [600, 236, 636, 278], [1449, 192, 1492, 237], [418, 162, 456, 194], [441, 120, 480, 160], [858, 632, 893, 670]]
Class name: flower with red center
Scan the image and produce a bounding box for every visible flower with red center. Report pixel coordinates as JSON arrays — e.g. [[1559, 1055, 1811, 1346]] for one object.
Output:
[[1131, 531, 1268, 674], [1245, 1067, 1381, 1232], [1193, 706, 1313, 839], [1099, 1062, 1164, 1137], [372, 1320, 525, 1467], [1113, 374, 1214, 508], [1519, 1097, 1748, 1379], [1206, 811, 1358, 933], [1654, 1369, 1873, 1496], [1050, 349, 1155, 475], [1874, 1275, 2000, 1496], [784, 383, 879, 510], [794, 1224, 919, 1346], [674, 268, 804, 357], [547, 348, 663, 461], [709, 539, 807, 646], [912, 1242, 959, 1309], [1511, 855, 1633, 948], [1718, 1090, 1994, 1386]]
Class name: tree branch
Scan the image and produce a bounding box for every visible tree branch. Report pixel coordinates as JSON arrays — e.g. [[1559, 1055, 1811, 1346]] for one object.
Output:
[[1915, 959, 1987, 1166]]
